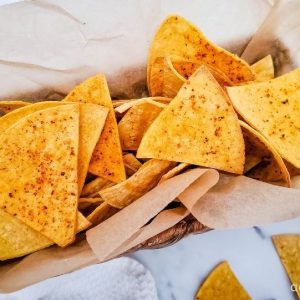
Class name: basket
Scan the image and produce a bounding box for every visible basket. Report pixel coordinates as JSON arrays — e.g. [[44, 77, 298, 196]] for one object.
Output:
[[127, 216, 209, 253]]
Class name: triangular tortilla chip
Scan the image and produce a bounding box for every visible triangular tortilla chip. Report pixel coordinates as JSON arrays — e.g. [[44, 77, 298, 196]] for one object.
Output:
[[118, 101, 164, 150], [148, 15, 254, 94], [64, 75, 125, 183], [0, 101, 108, 196], [78, 103, 108, 194], [251, 55, 274, 82], [240, 121, 291, 187], [273, 234, 300, 299], [0, 101, 66, 132], [0, 100, 30, 113], [0, 104, 79, 246], [227, 68, 300, 168], [87, 202, 119, 225], [0, 210, 91, 261], [99, 159, 176, 209], [153, 56, 234, 97], [138, 66, 245, 174], [195, 261, 251, 300]]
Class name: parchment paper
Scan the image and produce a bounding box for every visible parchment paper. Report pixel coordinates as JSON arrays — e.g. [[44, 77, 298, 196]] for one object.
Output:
[[1, 0, 300, 293]]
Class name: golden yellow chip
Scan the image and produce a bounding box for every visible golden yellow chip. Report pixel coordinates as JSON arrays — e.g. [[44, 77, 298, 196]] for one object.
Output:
[[195, 261, 251, 300], [77, 104, 108, 194], [87, 202, 119, 225], [115, 97, 167, 114], [99, 159, 176, 209], [148, 15, 254, 94], [119, 101, 164, 151], [123, 153, 142, 177], [138, 66, 245, 174], [159, 162, 190, 183], [251, 55, 274, 82], [0, 210, 90, 261], [112, 97, 171, 108], [0, 101, 108, 196], [78, 197, 103, 210], [64, 74, 126, 183], [0, 105, 79, 246], [240, 121, 291, 187], [227, 68, 300, 168], [273, 234, 300, 299], [0, 100, 30, 113], [153, 55, 235, 97], [81, 177, 112, 198], [0, 101, 66, 132]]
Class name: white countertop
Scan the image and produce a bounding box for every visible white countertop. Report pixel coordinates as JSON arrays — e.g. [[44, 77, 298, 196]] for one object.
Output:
[[131, 217, 300, 299]]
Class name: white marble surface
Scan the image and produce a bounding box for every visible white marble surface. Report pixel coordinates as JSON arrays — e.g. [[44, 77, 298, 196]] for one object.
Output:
[[131, 217, 300, 300]]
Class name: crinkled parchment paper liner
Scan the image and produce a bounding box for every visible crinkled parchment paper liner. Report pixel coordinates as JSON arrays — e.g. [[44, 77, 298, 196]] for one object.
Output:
[[1, 0, 300, 293]]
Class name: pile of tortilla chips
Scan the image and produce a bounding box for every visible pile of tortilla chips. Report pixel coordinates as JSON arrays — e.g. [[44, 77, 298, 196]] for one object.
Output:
[[1, 14, 300, 261]]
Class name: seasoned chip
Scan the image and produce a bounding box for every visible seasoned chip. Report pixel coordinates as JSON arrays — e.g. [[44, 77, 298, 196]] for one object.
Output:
[[138, 66, 245, 174], [0, 100, 30, 113], [112, 97, 171, 108], [77, 104, 108, 194], [78, 198, 103, 210], [119, 101, 164, 150], [195, 261, 251, 300], [64, 74, 126, 183], [87, 202, 119, 225], [159, 163, 190, 183], [81, 177, 112, 198], [0, 101, 108, 196], [123, 153, 142, 176], [152, 56, 234, 97], [148, 15, 254, 94], [0, 210, 90, 261], [99, 159, 176, 208], [241, 121, 291, 186], [0, 105, 79, 246], [227, 68, 300, 168], [115, 97, 166, 114], [273, 234, 300, 299], [0, 101, 66, 132], [251, 55, 274, 82]]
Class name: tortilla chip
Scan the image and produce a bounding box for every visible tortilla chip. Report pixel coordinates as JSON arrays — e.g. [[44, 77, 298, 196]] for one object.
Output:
[[195, 261, 251, 300], [81, 177, 112, 198], [273, 234, 300, 299], [115, 97, 167, 114], [0, 101, 108, 195], [99, 159, 176, 209], [138, 66, 245, 174], [0, 104, 79, 246], [78, 198, 103, 210], [244, 154, 262, 173], [123, 153, 142, 177], [159, 163, 190, 183], [153, 56, 235, 97], [0, 101, 66, 132], [77, 104, 108, 194], [87, 202, 119, 225], [240, 121, 291, 187], [112, 97, 171, 108], [0, 210, 90, 261], [247, 160, 297, 185], [0, 100, 30, 114], [148, 15, 254, 94], [119, 101, 164, 151], [251, 55, 274, 82], [227, 68, 300, 168], [64, 74, 126, 183]]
